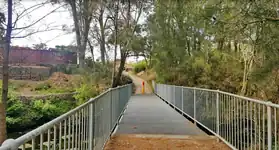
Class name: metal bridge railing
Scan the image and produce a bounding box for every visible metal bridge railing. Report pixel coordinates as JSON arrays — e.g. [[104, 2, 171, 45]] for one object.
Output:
[[155, 84, 279, 150], [0, 84, 132, 150]]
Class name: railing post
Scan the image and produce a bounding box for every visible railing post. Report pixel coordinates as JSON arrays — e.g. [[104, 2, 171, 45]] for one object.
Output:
[[194, 87, 196, 124], [181, 87, 184, 113], [88, 102, 94, 150], [110, 88, 113, 135], [216, 90, 220, 138], [173, 86, 176, 106], [267, 103, 272, 150]]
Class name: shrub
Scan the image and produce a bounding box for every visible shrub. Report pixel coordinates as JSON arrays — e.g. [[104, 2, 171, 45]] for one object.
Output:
[[6, 94, 75, 132], [133, 61, 147, 73], [73, 74, 100, 105], [74, 83, 99, 105]]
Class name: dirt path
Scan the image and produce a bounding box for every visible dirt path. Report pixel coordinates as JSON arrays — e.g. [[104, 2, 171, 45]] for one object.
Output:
[[122, 71, 152, 94], [105, 134, 231, 150]]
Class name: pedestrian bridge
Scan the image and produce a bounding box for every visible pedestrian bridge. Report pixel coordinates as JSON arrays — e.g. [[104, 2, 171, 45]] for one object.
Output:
[[0, 84, 278, 150]]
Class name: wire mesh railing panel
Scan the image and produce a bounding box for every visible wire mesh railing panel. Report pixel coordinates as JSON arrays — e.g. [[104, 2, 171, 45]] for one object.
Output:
[[195, 89, 217, 134], [183, 88, 194, 118], [155, 84, 279, 150], [174, 86, 182, 110], [0, 84, 132, 150]]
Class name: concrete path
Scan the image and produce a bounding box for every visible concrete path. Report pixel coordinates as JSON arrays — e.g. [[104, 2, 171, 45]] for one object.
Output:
[[116, 95, 206, 135]]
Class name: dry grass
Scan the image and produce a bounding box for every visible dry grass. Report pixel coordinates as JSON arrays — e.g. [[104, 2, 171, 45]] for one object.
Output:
[[137, 69, 156, 82]]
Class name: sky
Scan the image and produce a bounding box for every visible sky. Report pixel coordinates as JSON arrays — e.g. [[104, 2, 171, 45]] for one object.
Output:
[[1, 0, 75, 47], [0, 0, 145, 62]]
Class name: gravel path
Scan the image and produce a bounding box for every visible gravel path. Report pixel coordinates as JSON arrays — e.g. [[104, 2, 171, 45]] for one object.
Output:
[[122, 71, 152, 94]]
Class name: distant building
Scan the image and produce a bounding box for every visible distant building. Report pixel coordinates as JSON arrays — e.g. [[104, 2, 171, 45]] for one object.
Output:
[[0, 46, 77, 65]]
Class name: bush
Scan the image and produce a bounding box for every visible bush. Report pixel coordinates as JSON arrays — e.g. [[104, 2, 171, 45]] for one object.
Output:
[[6, 94, 75, 132], [154, 50, 243, 93], [133, 61, 147, 73], [73, 73, 101, 105], [74, 83, 98, 105]]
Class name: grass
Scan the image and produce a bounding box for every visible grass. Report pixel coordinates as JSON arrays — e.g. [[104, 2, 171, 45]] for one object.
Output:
[[0, 79, 77, 96]]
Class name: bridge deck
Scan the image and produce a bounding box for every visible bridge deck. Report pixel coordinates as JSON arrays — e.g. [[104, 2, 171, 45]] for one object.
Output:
[[115, 95, 206, 135], [105, 95, 231, 150]]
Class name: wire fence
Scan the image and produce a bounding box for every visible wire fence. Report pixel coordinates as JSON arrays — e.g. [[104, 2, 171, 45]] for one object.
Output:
[[0, 84, 132, 150], [155, 84, 279, 150]]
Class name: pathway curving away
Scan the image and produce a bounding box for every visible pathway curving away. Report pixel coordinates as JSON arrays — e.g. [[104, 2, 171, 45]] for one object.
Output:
[[122, 71, 152, 94]]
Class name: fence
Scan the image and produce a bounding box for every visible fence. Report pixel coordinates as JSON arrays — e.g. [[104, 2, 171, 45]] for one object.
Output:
[[0, 84, 132, 150], [155, 84, 279, 150]]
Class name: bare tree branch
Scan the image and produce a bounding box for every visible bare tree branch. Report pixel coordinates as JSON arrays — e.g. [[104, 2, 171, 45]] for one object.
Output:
[[44, 32, 73, 44], [13, 4, 65, 30], [11, 28, 63, 39], [12, 1, 50, 28]]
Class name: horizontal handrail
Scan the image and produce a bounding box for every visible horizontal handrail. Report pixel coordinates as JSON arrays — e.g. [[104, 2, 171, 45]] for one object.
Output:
[[156, 83, 279, 108]]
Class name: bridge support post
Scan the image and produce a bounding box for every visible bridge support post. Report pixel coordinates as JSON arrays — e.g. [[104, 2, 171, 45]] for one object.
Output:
[[216, 90, 220, 142]]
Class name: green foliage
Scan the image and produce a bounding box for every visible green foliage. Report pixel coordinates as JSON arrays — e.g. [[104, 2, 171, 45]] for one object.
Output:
[[6, 93, 75, 132], [133, 61, 147, 73], [74, 83, 98, 105], [147, 0, 279, 101], [154, 49, 243, 93], [73, 71, 102, 105]]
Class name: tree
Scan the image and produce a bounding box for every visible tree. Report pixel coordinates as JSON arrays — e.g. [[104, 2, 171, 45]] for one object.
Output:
[[0, 11, 5, 145], [91, 0, 110, 64], [33, 43, 48, 50], [0, 0, 66, 143], [64, 0, 95, 68], [0, 0, 12, 144], [148, 0, 279, 100], [111, 0, 151, 87]]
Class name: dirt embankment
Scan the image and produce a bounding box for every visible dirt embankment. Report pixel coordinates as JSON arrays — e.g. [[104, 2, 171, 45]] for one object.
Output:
[[122, 71, 153, 94], [104, 134, 231, 150]]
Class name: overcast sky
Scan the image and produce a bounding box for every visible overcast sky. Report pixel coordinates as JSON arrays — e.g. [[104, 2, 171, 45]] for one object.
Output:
[[1, 1, 75, 47], [0, 0, 145, 62]]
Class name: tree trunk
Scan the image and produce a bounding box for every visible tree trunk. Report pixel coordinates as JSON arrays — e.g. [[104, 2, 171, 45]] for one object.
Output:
[[99, 8, 106, 64], [227, 41, 231, 51], [217, 38, 225, 51], [186, 40, 191, 56], [193, 34, 196, 51], [112, 52, 126, 88], [111, 0, 120, 87], [241, 61, 248, 95], [70, 0, 84, 68], [88, 41, 95, 71], [0, 0, 12, 144], [234, 41, 238, 52], [80, 17, 91, 68], [0, 103, 6, 144], [197, 40, 201, 51], [241, 56, 253, 95]]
